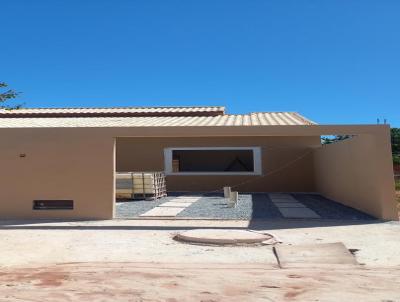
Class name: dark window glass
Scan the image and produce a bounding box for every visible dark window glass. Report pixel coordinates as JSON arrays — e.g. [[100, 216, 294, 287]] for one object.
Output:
[[172, 150, 254, 172]]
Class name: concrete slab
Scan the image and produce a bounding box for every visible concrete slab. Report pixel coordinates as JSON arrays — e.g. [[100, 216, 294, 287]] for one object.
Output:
[[274, 242, 358, 268], [175, 229, 272, 245], [158, 202, 194, 207], [169, 199, 199, 203], [278, 207, 321, 218], [269, 193, 297, 200], [274, 202, 307, 208], [140, 207, 186, 217], [271, 198, 299, 203]]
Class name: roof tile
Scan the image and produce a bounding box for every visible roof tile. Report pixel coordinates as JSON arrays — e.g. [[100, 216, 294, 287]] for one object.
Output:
[[0, 106, 225, 117], [0, 112, 316, 128]]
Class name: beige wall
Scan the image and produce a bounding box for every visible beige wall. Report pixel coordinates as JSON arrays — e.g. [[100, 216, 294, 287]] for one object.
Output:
[[116, 136, 320, 192], [0, 124, 396, 220], [0, 129, 115, 219], [313, 132, 398, 220]]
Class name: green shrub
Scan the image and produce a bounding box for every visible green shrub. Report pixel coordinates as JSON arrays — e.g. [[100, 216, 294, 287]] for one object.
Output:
[[392, 128, 399, 165]]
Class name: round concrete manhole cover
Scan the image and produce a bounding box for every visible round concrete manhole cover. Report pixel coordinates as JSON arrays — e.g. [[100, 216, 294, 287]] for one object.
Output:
[[174, 229, 273, 245]]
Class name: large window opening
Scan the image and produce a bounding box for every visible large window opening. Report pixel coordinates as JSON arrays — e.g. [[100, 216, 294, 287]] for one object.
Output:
[[164, 147, 262, 175]]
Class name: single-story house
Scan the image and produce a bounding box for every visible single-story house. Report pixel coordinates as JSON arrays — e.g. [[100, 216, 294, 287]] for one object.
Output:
[[0, 106, 397, 220]]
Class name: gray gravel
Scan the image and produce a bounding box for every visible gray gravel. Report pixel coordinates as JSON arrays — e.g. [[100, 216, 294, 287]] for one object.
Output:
[[176, 194, 253, 219], [115, 193, 375, 220], [116, 198, 167, 218]]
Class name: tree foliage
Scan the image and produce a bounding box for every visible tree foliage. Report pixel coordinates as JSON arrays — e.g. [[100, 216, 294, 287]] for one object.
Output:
[[0, 82, 21, 109], [392, 128, 400, 165], [321, 135, 351, 145]]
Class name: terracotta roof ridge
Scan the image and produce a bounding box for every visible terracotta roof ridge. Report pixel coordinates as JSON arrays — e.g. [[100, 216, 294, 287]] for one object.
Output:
[[221, 111, 299, 116], [249, 111, 297, 114], [6, 105, 225, 110]]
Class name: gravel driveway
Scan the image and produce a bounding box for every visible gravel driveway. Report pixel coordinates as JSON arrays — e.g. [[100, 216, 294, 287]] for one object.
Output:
[[116, 193, 374, 220]]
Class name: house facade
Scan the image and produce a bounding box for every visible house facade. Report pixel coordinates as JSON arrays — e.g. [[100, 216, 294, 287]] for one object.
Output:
[[0, 106, 397, 220]]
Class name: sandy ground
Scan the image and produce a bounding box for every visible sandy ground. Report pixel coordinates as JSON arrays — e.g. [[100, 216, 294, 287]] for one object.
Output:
[[0, 222, 276, 267], [0, 219, 399, 301], [1, 263, 400, 302], [1, 219, 399, 267]]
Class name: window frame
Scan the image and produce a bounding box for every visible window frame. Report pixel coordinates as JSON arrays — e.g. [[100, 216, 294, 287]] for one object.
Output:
[[164, 147, 262, 176]]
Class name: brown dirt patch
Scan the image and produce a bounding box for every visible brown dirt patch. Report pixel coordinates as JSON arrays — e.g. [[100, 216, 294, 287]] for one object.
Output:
[[0, 263, 399, 301], [1, 269, 68, 287]]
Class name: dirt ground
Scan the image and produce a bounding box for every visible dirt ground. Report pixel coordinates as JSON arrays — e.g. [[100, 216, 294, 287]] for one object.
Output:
[[1, 263, 399, 301], [0, 219, 400, 301]]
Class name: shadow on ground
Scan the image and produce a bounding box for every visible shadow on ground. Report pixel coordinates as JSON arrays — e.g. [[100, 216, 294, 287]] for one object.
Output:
[[0, 218, 386, 231], [0, 193, 387, 231]]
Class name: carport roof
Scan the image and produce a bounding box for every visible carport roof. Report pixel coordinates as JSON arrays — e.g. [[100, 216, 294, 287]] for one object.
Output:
[[0, 112, 316, 128]]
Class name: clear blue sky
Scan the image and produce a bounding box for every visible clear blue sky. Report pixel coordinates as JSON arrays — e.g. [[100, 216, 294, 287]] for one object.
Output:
[[1, 1, 399, 126]]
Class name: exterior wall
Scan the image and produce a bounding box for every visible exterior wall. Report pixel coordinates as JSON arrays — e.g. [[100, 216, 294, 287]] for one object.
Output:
[[0, 124, 396, 220], [0, 129, 115, 219], [313, 133, 398, 220], [116, 136, 320, 192]]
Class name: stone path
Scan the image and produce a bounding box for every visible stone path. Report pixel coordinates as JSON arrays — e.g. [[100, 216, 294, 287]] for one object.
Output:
[[269, 193, 321, 218], [140, 196, 201, 217]]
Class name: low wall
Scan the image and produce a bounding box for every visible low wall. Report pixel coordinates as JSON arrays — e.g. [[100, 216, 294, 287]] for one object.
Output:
[[313, 132, 398, 220]]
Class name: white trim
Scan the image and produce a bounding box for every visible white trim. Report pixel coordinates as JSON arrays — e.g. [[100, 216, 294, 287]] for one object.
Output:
[[164, 147, 262, 176]]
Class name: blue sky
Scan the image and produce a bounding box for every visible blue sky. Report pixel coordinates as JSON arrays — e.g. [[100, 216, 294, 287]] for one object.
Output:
[[1, 1, 399, 126]]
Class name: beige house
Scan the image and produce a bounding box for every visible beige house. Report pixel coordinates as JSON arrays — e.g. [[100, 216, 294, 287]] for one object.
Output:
[[0, 106, 397, 220]]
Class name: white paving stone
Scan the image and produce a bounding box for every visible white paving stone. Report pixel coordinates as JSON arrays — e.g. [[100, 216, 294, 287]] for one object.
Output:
[[140, 207, 186, 217], [269, 193, 295, 199], [272, 199, 299, 203], [170, 198, 200, 203], [278, 207, 321, 219], [270, 196, 297, 202], [274, 203, 307, 208], [269, 193, 321, 219], [140, 196, 201, 217], [158, 202, 193, 207]]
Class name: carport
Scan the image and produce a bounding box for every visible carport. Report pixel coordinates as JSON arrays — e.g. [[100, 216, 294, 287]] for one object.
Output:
[[114, 125, 397, 220]]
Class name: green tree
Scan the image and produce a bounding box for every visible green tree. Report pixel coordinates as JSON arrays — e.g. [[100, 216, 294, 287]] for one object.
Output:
[[392, 128, 400, 165], [321, 135, 352, 145], [0, 82, 21, 109]]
